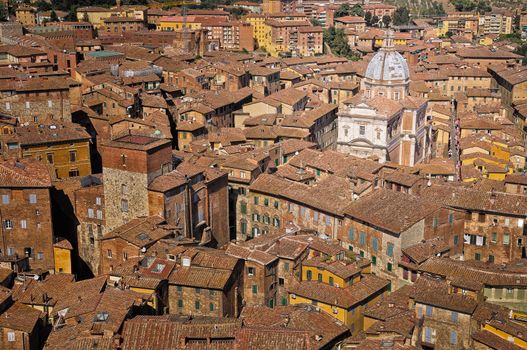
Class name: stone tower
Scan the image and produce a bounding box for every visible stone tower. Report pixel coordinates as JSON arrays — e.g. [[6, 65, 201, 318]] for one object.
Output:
[[101, 134, 172, 231]]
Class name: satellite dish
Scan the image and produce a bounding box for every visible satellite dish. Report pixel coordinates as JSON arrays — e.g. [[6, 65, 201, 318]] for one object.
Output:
[[33, 275, 39, 281]]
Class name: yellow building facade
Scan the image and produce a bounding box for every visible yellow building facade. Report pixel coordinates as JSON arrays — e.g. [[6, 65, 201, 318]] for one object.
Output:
[[23, 139, 91, 179]]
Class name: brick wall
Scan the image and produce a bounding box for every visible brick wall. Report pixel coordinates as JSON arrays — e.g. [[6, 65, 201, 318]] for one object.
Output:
[[0, 187, 55, 272]]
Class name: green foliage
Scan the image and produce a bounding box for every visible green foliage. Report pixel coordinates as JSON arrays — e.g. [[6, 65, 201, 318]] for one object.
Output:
[[324, 27, 361, 61], [449, 0, 490, 13], [351, 4, 364, 16], [335, 3, 350, 18], [422, 1, 445, 16], [50, 9, 58, 22], [35, 1, 52, 12], [365, 11, 372, 26], [0, 4, 6, 21], [382, 15, 391, 28], [514, 43, 527, 65], [393, 6, 410, 25], [310, 17, 321, 26], [227, 7, 247, 18], [122, 0, 148, 4]]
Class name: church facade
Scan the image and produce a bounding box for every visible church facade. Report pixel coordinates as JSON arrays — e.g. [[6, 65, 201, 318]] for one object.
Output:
[[337, 31, 431, 166]]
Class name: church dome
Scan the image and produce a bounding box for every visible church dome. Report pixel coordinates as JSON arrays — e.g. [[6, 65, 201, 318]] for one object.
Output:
[[364, 31, 409, 82]]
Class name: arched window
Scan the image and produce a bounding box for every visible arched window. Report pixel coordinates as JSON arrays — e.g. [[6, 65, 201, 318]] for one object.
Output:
[[273, 217, 280, 227]]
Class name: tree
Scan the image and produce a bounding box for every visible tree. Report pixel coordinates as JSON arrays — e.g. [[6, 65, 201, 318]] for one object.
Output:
[[335, 3, 350, 18], [393, 6, 410, 26], [0, 4, 6, 21], [35, 1, 52, 12], [382, 15, 391, 28], [310, 17, 321, 26], [514, 42, 527, 65], [450, 0, 490, 13], [350, 4, 364, 17], [227, 7, 247, 18], [50, 9, 58, 22], [82, 12, 89, 22], [365, 11, 373, 26]]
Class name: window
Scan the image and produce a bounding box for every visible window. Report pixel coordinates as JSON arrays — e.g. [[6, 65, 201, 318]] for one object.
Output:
[[1, 194, 9, 204], [451, 311, 458, 323], [195, 288, 201, 294], [318, 273, 322, 282], [504, 234, 510, 245], [491, 232, 497, 243], [69, 169, 79, 177], [450, 330, 457, 345], [177, 299, 183, 308], [273, 217, 280, 227], [306, 270, 312, 281], [7, 332, 15, 342], [252, 284, 257, 294], [240, 202, 247, 214], [329, 276, 334, 286], [254, 196, 259, 205], [96, 210, 103, 220], [274, 200, 279, 209], [96, 197, 102, 206], [475, 253, 481, 261], [248, 267, 255, 276], [121, 184, 128, 194], [426, 305, 433, 316], [348, 228, 355, 241], [240, 220, 247, 235], [195, 300, 200, 310], [453, 235, 459, 245], [176, 286, 182, 292], [209, 303, 214, 312], [107, 249, 112, 258], [359, 232, 366, 246], [372, 256, 377, 265], [7, 247, 14, 256], [29, 194, 37, 204], [432, 217, 438, 228], [264, 198, 269, 206], [424, 327, 432, 343], [47, 153, 54, 164], [69, 151, 77, 162], [325, 216, 331, 226], [4, 220, 12, 229], [387, 262, 392, 272], [371, 237, 378, 251], [387, 243, 394, 257], [448, 213, 454, 224], [359, 125, 365, 135], [20, 220, 27, 229], [284, 262, 289, 272], [121, 199, 128, 213], [88, 208, 94, 218], [37, 252, 43, 260]]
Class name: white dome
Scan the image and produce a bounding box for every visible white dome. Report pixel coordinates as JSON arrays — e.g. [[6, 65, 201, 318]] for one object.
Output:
[[365, 50, 409, 81], [364, 32, 409, 82]]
